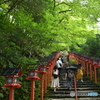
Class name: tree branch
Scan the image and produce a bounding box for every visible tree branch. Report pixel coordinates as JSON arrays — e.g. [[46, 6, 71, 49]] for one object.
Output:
[[53, 0, 56, 8], [58, 18, 65, 23], [59, 10, 72, 13], [7, 0, 23, 14]]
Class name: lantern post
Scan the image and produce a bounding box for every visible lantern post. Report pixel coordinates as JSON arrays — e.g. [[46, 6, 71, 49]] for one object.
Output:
[[92, 59, 98, 83], [86, 57, 89, 76], [44, 61, 51, 93], [38, 64, 47, 100], [88, 58, 93, 80], [96, 59, 100, 83], [82, 56, 86, 74], [83, 56, 88, 75], [1, 67, 23, 100], [81, 57, 85, 74], [26, 68, 40, 100]]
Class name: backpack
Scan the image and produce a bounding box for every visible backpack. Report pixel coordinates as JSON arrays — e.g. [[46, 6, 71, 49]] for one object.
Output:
[[52, 69, 58, 79], [68, 71, 73, 78], [52, 74, 58, 79]]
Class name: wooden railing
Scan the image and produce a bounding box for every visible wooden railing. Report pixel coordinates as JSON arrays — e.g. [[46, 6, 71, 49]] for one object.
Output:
[[3, 51, 100, 100], [68, 51, 100, 84], [74, 75, 78, 100], [2, 52, 60, 100]]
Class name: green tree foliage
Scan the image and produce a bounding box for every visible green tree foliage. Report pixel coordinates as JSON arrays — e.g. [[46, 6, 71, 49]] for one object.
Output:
[[79, 34, 100, 56], [0, 0, 100, 99]]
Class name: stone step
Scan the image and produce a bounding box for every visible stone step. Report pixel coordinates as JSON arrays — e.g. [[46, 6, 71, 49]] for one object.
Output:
[[48, 98, 100, 100], [78, 98, 100, 100], [60, 84, 99, 88], [46, 94, 74, 98], [77, 87, 99, 90], [48, 97, 100, 100], [46, 94, 100, 99], [52, 87, 99, 90], [48, 98, 75, 100], [77, 85, 98, 87], [46, 93, 100, 99], [50, 90, 100, 94], [59, 81, 94, 83], [49, 88, 74, 92]]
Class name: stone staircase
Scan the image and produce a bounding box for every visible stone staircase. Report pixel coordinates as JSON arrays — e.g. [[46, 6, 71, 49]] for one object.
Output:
[[44, 67, 76, 100], [45, 66, 100, 100], [76, 77, 100, 100]]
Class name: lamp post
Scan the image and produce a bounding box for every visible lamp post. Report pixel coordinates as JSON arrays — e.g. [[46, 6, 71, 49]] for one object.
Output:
[[81, 57, 85, 73], [47, 62, 53, 85], [2, 67, 23, 100], [92, 59, 98, 83], [83, 56, 88, 75], [26, 68, 40, 100], [38, 64, 47, 100], [88, 58, 93, 80], [97, 59, 100, 83]]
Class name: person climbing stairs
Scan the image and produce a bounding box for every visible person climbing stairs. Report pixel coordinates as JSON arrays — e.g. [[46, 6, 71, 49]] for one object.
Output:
[[45, 66, 100, 100]]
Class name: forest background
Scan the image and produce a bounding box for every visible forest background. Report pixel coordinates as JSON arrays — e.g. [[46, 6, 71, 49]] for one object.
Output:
[[0, 0, 100, 99]]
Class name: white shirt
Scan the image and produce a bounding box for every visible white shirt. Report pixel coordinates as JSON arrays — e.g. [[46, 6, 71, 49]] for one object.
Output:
[[56, 59, 63, 68], [53, 69, 59, 75]]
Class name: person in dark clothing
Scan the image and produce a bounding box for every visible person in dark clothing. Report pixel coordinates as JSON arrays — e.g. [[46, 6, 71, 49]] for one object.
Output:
[[64, 69, 74, 90]]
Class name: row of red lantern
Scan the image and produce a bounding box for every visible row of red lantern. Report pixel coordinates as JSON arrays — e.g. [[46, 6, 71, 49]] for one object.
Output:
[[68, 51, 99, 84], [2, 65, 49, 88], [68, 52, 100, 68], [1, 52, 60, 100], [1, 65, 49, 100]]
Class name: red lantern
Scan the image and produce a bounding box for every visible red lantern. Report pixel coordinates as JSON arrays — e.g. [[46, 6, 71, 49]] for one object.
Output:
[[2, 67, 23, 88], [88, 59, 93, 64], [38, 65, 47, 74], [26, 68, 40, 100], [92, 60, 98, 66], [2, 67, 23, 100], [26, 68, 40, 80]]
